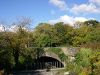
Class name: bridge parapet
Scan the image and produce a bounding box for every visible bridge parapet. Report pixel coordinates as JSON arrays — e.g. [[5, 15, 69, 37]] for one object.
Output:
[[43, 47, 79, 62]]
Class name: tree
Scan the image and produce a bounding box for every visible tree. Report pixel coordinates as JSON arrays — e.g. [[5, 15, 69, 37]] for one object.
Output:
[[81, 24, 100, 49], [84, 20, 99, 27], [74, 21, 84, 28], [54, 22, 74, 46], [72, 26, 92, 46], [0, 17, 33, 70], [0, 32, 13, 73], [33, 23, 59, 47]]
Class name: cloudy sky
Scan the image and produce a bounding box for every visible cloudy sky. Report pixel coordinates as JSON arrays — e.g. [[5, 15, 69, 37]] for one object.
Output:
[[0, 0, 100, 27]]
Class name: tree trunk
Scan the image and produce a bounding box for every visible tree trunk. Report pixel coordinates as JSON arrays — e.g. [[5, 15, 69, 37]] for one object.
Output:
[[13, 49, 19, 70]]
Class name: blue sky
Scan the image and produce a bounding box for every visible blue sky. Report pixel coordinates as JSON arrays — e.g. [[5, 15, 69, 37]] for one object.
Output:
[[0, 0, 100, 27]]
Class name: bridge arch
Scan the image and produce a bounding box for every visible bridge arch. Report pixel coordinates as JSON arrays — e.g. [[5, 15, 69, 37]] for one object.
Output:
[[33, 56, 64, 70]]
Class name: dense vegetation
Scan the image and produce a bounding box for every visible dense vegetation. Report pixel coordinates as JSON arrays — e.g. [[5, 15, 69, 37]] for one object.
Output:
[[66, 48, 100, 75], [0, 18, 100, 75]]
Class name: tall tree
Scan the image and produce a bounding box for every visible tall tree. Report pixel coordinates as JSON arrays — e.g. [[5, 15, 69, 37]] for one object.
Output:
[[54, 22, 74, 46], [33, 23, 59, 47], [0, 17, 32, 69]]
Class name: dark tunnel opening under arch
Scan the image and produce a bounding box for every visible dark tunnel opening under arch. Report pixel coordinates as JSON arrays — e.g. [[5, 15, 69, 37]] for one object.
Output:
[[33, 56, 64, 70]]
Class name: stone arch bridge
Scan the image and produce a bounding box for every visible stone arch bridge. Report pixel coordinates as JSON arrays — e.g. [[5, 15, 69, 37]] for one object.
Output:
[[31, 47, 78, 70]]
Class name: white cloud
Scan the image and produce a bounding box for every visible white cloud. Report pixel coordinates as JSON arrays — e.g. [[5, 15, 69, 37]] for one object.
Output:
[[49, 15, 74, 26], [71, 3, 100, 14], [49, 0, 67, 11], [0, 25, 4, 32], [49, 15, 90, 26], [8, 25, 18, 32], [0, 25, 28, 32], [89, 0, 100, 5], [0, 25, 18, 32], [0, 24, 19, 32], [74, 17, 88, 22]]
